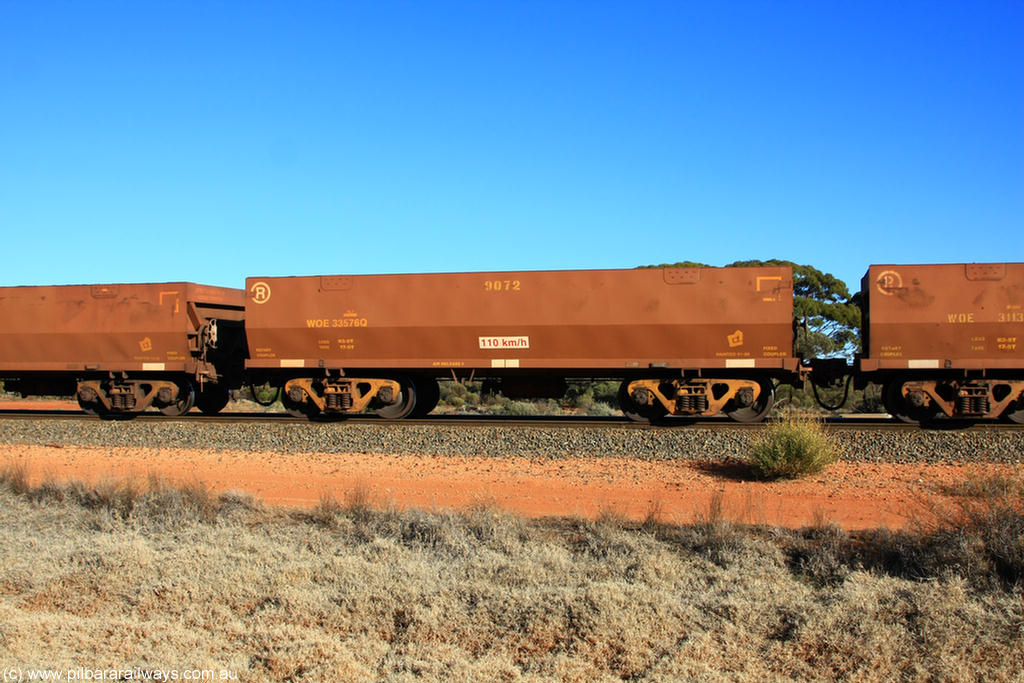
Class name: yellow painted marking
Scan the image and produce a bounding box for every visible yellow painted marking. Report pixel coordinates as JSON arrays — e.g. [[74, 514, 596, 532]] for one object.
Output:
[[755, 276, 782, 292], [484, 279, 521, 292], [158, 291, 180, 313], [879, 344, 903, 358], [250, 281, 272, 304], [876, 270, 902, 295], [727, 330, 744, 348]]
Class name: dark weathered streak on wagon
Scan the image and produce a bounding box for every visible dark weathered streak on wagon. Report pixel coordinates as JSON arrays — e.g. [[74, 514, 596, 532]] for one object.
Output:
[[0, 283, 246, 415], [244, 267, 801, 422], [858, 263, 1024, 423]]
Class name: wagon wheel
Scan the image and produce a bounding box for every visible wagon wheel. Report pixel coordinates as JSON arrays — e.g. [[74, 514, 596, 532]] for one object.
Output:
[[1002, 400, 1024, 424], [195, 386, 231, 415], [159, 382, 195, 416], [617, 380, 668, 424], [282, 394, 320, 419], [410, 377, 440, 418], [374, 376, 417, 420], [726, 379, 775, 423], [76, 395, 100, 416], [884, 379, 937, 425]]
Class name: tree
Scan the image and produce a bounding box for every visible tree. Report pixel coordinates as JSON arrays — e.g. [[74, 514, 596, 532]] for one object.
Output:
[[646, 260, 861, 359], [639, 261, 711, 269]]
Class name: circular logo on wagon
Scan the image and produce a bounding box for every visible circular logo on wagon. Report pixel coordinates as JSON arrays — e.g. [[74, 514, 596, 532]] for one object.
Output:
[[875, 270, 902, 296], [250, 281, 272, 304]]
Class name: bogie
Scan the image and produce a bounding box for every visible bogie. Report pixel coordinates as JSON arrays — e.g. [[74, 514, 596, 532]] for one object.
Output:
[[278, 376, 414, 420], [618, 377, 775, 423], [883, 376, 1024, 423]]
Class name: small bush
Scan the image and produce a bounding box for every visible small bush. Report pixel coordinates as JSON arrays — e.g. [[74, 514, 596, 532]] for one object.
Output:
[[746, 416, 840, 479]]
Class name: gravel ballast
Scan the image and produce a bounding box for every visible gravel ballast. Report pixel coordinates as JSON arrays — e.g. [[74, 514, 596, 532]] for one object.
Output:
[[0, 417, 1021, 464]]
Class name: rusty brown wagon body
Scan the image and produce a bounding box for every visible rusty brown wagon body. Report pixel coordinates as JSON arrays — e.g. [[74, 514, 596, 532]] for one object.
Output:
[[244, 266, 800, 421], [0, 282, 246, 415], [858, 263, 1024, 423]]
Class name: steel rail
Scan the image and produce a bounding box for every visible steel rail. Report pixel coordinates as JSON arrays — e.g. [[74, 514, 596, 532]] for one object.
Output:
[[0, 409, 1020, 432]]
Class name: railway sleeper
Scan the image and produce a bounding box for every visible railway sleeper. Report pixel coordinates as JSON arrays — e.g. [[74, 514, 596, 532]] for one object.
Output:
[[892, 379, 1024, 422], [283, 377, 404, 416], [623, 377, 770, 421]]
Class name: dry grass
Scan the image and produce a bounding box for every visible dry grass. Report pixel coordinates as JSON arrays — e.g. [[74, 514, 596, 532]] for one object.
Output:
[[780, 472, 1024, 591], [0, 460, 30, 495], [0, 463, 1022, 681], [907, 472, 1024, 588], [938, 470, 1024, 500]]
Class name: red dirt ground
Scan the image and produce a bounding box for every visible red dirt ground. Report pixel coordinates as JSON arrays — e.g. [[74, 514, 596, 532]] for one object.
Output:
[[2, 400, 1018, 530], [4, 442, 1018, 531]]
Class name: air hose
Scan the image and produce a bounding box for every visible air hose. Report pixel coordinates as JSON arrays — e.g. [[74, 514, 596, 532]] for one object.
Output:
[[811, 375, 852, 411]]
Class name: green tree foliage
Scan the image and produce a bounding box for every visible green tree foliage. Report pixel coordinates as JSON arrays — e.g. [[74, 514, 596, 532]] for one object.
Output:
[[639, 261, 711, 269], [647, 259, 861, 359]]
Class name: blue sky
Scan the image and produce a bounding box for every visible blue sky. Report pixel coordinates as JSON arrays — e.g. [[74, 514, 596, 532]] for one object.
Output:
[[2, 1, 1021, 295]]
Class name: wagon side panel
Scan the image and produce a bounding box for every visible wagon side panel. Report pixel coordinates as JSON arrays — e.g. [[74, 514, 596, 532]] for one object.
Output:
[[244, 267, 797, 373], [863, 263, 1024, 371]]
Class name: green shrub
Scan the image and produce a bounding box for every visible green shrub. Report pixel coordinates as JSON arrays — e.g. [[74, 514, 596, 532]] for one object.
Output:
[[746, 416, 840, 479], [238, 382, 279, 406], [506, 400, 535, 416]]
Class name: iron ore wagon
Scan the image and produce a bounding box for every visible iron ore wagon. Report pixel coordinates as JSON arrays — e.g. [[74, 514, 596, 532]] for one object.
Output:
[[243, 266, 801, 422], [857, 263, 1024, 423], [0, 282, 245, 415]]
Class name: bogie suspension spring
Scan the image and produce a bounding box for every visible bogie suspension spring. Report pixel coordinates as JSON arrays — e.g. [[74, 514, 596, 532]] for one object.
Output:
[[326, 390, 353, 411], [111, 390, 136, 411], [957, 391, 989, 416], [676, 394, 708, 414]]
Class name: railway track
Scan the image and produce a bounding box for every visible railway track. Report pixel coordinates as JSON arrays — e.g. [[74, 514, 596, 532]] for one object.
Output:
[[0, 408, 1021, 432]]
